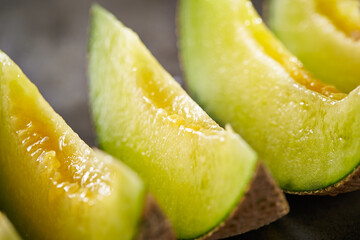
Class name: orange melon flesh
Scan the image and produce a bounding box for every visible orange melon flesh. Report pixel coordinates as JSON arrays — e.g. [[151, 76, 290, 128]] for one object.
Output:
[[0, 51, 145, 239], [252, 21, 345, 100]]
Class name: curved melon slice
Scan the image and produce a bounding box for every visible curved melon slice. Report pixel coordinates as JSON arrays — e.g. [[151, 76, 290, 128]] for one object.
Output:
[[179, 0, 360, 194], [88, 5, 288, 239], [268, 0, 360, 93], [0, 51, 173, 239], [0, 212, 21, 240]]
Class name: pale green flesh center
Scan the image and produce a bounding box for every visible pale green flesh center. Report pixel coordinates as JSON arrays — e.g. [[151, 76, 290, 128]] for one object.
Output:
[[180, 0, 360, 191], [89, 6, 257, 239]]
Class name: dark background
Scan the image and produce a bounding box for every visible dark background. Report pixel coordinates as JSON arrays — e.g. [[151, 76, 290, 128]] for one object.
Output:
[[1, 0, 359, 239]]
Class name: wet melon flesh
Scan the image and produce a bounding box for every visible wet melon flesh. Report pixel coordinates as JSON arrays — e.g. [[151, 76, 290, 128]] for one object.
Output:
[[88, 5, 258, 239], [268, 0, 360, 93], [179, 0, 360, 192], [0, 51, 145, 240], [0, 212, 21, 240]]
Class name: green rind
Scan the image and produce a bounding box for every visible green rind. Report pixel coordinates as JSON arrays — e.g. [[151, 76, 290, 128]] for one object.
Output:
[[0, 213, 21, 240], [88, 5, 258, 239], [0, 50, 145, 240], [287, 161, 360, 194], [179, 0, 360, 192], [268, 0, 360, 93]]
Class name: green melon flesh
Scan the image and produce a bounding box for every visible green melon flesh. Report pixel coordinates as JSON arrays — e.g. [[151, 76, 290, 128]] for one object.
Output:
[[0, 213, 21, 240], [179, 0, 360, 192], [0, 51, 145, 239], [268, 0, 360, 93], [88, 5, 258, 239]]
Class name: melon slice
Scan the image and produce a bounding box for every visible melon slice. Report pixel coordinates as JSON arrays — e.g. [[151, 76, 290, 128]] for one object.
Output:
[[268, 0, 360, 93], [0, 212, 21, 240], [88, 5, 288, 239], [179, 0, 360, 194], [0, 50, 173, 240]]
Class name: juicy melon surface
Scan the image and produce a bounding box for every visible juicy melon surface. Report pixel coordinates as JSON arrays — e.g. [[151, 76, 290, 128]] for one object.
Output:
[[88, 5, 258, 239], [0, 51, 145, 240], [179, 0, 360, 191]]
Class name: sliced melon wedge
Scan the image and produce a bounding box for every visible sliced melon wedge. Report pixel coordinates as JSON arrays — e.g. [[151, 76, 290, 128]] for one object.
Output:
[[268, 0, 360, 92], [0, 212, 21, 240], [88, 5, 288, 239], [179, 0, 360, 194], [0, 51, 173, 239]]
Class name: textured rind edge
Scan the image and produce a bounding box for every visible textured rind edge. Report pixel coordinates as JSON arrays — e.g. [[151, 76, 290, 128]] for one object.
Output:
[[136, 194, 176, 240], [287, 166, 360, 196], [199, 163, 289, 240]]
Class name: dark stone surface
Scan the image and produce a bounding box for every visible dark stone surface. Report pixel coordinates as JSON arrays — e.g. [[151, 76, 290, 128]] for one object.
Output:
[[1, 0, 359, 239], [236, 192, 360, 240]]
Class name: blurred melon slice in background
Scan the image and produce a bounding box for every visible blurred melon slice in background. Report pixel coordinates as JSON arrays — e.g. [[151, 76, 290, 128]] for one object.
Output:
[[0, 212, 21, 240], [268, 0, 360, 92]]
